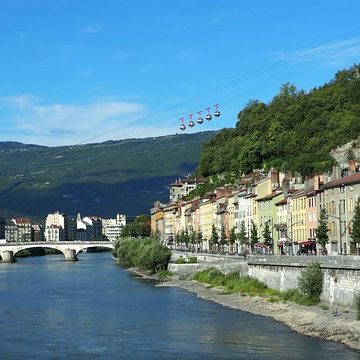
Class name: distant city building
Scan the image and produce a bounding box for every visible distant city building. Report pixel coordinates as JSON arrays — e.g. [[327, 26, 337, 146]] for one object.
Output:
[[32, 223, 44, 242], [102, 214, 126, 242], [5, 219, 18, 242], [0, 216, 5, 240], [5, 218, 32, 242], [45, 211, 72, 241], [169, 178, 205, 203], [45, 224, 64, 242]]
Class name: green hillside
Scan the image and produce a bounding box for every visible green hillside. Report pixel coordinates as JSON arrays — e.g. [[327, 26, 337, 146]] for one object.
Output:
[[0, 132, 215, 218], [197, 64, 360, 177]]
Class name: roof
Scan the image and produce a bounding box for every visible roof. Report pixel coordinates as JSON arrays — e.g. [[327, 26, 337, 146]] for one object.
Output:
[[323, 172, 360, 189], [275, 198, 287, 206], [15, 218, 31, 224], [256, 192, 283, 202]]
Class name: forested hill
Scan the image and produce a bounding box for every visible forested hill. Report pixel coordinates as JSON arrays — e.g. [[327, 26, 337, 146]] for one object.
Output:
[[197, 64, 360, 178], [0, 132, 215, 219]]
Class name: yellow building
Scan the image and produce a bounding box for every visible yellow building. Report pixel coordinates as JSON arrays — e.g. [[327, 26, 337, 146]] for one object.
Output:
[[290, 189, 313, 253]]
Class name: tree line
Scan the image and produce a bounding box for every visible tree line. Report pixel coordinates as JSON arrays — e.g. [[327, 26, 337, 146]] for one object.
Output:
[[196, 64, 360, 177]]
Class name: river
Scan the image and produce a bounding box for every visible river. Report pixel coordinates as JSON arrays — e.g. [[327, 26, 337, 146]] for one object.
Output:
[[0, 252, 359, 360]]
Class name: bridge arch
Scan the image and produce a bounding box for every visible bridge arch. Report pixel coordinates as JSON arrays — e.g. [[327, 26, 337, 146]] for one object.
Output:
[[0, 241, 115, 263]]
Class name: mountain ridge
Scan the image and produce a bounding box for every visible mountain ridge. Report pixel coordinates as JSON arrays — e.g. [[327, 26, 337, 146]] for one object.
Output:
[[0, 131, 215, 218]]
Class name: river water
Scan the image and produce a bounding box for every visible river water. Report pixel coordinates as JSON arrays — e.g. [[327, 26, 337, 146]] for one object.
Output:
[[0, 252, 359, 360]]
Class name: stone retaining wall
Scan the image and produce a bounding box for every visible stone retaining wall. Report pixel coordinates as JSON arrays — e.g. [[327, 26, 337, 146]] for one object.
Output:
[[170, 252, 360, 308]]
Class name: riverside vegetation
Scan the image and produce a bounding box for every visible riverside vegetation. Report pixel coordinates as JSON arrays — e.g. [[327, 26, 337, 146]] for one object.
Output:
[[112, 236, 171, 274], [192, 261, 324, 307]]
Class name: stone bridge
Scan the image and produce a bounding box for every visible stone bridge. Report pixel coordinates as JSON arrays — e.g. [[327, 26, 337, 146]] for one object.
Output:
[[0, 241, 115, 263]]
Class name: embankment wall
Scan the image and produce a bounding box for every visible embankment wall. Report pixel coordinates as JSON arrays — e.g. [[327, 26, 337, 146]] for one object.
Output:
[[170, 252, 360, 309]]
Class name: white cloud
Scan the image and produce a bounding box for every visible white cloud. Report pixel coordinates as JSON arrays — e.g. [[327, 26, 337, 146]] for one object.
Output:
[[0, 95, 153, 146], [276, 38, 360, 68]]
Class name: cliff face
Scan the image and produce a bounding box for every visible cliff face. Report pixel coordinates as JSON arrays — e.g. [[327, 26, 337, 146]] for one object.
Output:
[[330, 136, 360, 168]]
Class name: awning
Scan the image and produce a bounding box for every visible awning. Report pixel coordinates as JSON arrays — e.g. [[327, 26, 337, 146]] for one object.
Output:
[[299, 240, 316, 246]]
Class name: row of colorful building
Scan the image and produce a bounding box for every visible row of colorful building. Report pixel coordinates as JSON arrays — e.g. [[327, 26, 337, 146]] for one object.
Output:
[[0, 212, 126, 243], [151, 161, 360, 255]]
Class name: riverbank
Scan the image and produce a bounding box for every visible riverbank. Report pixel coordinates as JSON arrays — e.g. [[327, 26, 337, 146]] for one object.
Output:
[[154, 274, 360, 352]]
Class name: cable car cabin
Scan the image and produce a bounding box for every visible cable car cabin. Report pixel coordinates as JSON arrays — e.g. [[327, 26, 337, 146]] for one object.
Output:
[[197, 117, 203, 124], [180, 123, 186, 131], [214, 110, 220, 117], [189, 120, 195, 127], [206, 114, 212, 121]]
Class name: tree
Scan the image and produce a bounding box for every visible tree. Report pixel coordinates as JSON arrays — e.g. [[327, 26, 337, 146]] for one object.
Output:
[[229, 226, 237, 253], [250, 220, 259, 253], [220, 225, 227, 252], [189, 230, 196, 251], [262, 220, 273, 250], [210, 224, 219, 252], [195, 230, 203, 251], [237, 221, 248, 247], [351, 198, 360, 255], [120, 214, 151, 238], [316, 208, 329, 251]]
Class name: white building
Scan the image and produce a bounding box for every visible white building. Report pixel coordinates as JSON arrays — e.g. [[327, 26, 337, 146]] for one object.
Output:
[[45, 211, 71, 241], [102, 214, 126, 242], [45, 224, 64, 242]]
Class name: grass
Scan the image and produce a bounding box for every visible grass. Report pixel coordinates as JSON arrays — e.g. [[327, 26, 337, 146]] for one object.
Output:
[[157, 270, 173, 278], [175, 256, 198, 264], [193, 268, 321, 306]]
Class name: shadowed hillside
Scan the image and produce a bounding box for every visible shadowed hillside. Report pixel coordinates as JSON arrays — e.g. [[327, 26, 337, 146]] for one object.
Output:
[[0, 132, 215, 218]]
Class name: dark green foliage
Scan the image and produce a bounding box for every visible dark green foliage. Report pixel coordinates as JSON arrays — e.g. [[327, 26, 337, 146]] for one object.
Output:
[[0, 132, 215, 218], [113, 236, 171, 273], [238, 221, 248, 245], [196, 65, 360, 177], [220, 226, 227, 245], [195, 231, 203, 245], [316, 208, 330, 249], [187, 256, 198, 263], [298, 262, 323, 302], [175, 256, 186, 264], [262, 221, 273, 248], [351, 198, 360, 254], [210, 224, 219, 249], [250, 220, 259, 248], [120, 214, 151, 238], [229, 227, 236, 245]]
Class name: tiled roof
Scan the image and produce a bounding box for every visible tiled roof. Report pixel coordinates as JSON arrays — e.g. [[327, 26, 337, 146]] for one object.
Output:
[[15, 218, 31, 224], [323, 172, 360, 189], [256, 192, 283, 202]]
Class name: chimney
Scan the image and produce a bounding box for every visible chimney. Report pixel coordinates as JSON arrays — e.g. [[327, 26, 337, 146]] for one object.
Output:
[[282, 178, 290, 196], [271, 169, 279, 189]]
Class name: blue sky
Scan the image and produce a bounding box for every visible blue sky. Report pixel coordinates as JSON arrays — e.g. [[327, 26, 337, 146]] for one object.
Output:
[[1, 0, 360, 146]]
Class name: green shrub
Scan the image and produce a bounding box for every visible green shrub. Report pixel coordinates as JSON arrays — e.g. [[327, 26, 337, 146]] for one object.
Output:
[[157, 270, 173, 277], [192, 268, 321, 306], [187, 256, 198, 263], [114, 236, 171, 273], [175, 257, 186, 264], [298, 262, 323, 302]]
